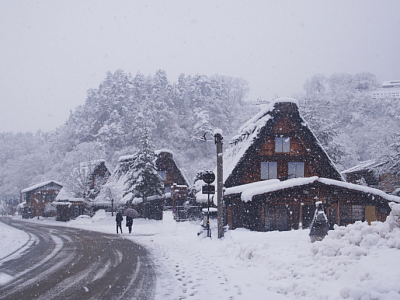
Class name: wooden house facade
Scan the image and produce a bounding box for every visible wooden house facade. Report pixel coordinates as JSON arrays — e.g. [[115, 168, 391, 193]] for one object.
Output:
[[20, 180, 63, 218], [222, 98, 399, 231]]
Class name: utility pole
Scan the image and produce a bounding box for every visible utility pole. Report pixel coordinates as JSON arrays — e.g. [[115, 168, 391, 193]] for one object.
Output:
[[214, 129, 224, 239]]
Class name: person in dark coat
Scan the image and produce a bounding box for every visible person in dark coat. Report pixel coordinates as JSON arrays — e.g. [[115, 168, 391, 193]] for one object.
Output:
[[116, 211, 123, 234], [126, 215, 133, 233]]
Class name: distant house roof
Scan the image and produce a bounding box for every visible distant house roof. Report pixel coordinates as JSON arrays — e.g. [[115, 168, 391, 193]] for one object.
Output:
[[21, 180, 63, 194], [225, 176, 400, 204], [382, 80, 400, 88], [55, 187, 85, 202], [342, 160, 386, 174], [222, 98, 343, 187]]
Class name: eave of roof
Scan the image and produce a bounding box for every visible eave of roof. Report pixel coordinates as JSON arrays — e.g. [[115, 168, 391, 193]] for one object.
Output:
[[224, 177, 400, 203]]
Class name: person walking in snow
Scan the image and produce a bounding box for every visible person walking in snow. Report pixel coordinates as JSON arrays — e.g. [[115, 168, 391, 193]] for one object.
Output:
[[116, 211, 123, 234], [126, 215, 133, 233]]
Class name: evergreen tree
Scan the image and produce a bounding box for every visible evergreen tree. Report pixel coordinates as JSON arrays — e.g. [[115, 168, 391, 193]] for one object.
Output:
[[124, 129, 163, 218]]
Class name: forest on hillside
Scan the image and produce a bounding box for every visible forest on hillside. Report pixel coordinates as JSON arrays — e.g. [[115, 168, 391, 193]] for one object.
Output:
[[1, 70, 400, 204]]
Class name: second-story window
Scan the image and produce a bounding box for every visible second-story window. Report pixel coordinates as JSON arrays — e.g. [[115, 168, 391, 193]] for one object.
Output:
[[288, 162, 304, 179], [261, 162, 277, 180], [275, 137, 290, 153]]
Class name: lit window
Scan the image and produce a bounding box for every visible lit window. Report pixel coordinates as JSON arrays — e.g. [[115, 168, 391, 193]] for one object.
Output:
[[261, 162, 277, 180], [275, 137, 290, 153], [288, 162, 304, 179], [157, 170, 167, 181]]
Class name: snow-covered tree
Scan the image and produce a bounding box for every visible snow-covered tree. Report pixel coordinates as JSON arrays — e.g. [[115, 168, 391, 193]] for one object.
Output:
[[124, 130, 163, 217]]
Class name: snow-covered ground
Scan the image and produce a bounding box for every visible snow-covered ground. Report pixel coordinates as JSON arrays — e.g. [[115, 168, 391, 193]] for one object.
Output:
[[2, 204, 400, 300], [0, 220, 31, 285]]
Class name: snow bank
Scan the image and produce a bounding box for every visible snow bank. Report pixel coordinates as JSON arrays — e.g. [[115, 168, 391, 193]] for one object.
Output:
[[0, 219, 30, 262], [311, 203, 400, 300]]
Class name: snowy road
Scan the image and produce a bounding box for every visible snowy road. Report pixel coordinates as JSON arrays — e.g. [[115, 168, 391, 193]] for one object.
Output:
[[0, 217, 156, 300]]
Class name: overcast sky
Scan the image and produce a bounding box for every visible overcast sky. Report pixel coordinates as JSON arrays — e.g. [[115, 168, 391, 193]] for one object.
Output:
[[1, 0, 399, 133]]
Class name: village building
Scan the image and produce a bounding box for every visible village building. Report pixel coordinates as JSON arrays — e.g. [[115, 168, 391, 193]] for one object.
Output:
[[371, 80, 400, 100], [342, 160, 399, 194], [222, 98, 400, 231], [53, 188, 87, 222], [20, 180, 63, 218], [78, 159, 111, 199], [95, 150, 189, 220]]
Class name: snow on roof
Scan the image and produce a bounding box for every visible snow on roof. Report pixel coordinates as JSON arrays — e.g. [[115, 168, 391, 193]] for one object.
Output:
[[223, 101, 276, 183], [341, 160, 385, 174], [17, 202, 26, 208], [154, 149, 174, 156], [119, 149, 173, 163], [55, 188, 85, 202], [21, 180, 63, 193], [118, 154, 136, 162], [382, 80, 400, 87], [224, 176, 400, 203], [55, 187, 74, 200], [79, 159, 105, 168], [224, 179, 280, 196]]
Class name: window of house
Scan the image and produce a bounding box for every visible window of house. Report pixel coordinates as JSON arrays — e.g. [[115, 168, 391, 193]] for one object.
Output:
[[157, 170, 167, 181], [288, 162, 304, 179], [340, 204, 365, 223], [275, 137, 290, 153], [43, 194, 56, 202], [261, 161, 277, 180]]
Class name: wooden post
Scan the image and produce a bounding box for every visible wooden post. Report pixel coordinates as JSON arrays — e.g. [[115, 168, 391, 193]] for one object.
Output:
[[215, 131, 224, 239], [299, 203, 303, 229]]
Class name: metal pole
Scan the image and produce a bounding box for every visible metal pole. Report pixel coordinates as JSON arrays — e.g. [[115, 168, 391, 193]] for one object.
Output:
[[215, 132, 224, 239], [207, 184, 211, 237]]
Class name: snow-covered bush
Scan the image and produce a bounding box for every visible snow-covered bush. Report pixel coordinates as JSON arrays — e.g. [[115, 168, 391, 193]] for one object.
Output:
[[312, 203, 400, 259]]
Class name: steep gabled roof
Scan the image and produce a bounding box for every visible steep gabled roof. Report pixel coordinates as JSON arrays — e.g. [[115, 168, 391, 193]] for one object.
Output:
[[223, 98, 343, 187]]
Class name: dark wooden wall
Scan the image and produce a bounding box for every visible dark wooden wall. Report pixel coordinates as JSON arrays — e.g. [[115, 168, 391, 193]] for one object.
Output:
[[226, 183, 392, 232]]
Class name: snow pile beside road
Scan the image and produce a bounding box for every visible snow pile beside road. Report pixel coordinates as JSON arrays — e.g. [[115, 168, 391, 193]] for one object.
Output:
[[0, 218, 30, 286], [0, 219, 29, 261], [310, 203, 400, 300]]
